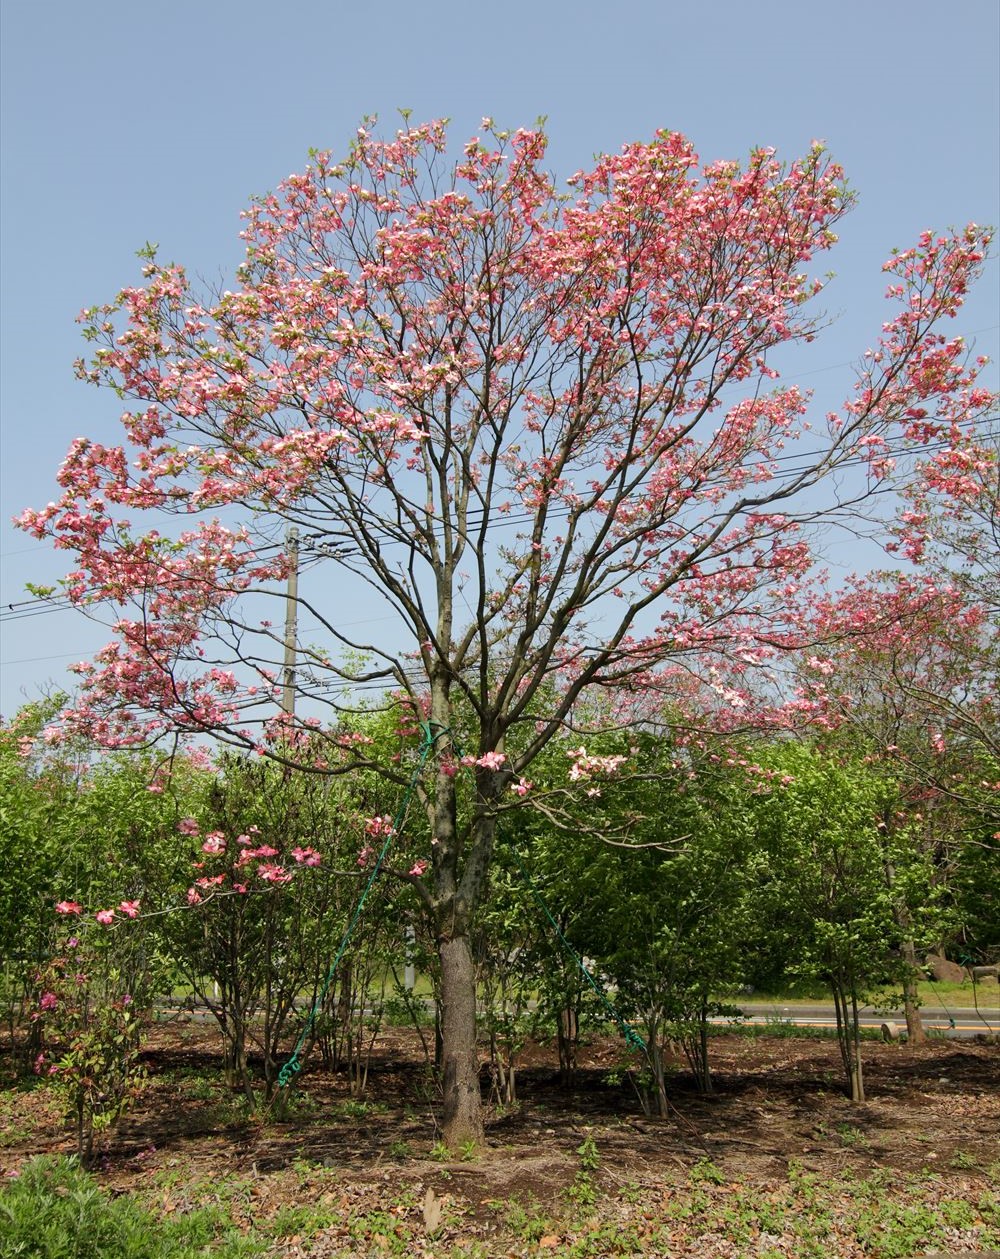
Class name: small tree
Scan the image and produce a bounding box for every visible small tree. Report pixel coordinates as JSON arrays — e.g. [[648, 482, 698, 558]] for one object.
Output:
[[554, 737, 756, 1109], [31, 915, 153, 1165], [19, 119, 993, 1145], [155, 752, 390, 1102], [795, 562, 999, 1038], [749, 742, 940, 1102]]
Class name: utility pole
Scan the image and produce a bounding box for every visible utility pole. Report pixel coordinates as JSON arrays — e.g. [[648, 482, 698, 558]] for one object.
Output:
[[280, 526, 299, 717]]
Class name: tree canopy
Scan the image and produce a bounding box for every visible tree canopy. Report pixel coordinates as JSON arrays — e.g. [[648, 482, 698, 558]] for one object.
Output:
[[16, 118, 995, 1144]]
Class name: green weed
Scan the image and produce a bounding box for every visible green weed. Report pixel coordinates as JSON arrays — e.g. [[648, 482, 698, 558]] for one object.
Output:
[[689, 1156, 726, 1185], [564, 1134, 601, 1208], [0, 1156, 265, 1259]]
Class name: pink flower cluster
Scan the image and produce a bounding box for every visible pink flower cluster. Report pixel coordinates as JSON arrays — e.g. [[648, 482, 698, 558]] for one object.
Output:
[[566, 747, 628, 781], [179, 818, 323, 904], [460, 751, 507, 771]]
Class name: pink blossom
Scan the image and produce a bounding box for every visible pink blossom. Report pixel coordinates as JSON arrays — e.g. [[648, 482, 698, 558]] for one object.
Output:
[[258, 863, 292, 884], [39, 991, 58, 1012], [567, 748, 627, 780], [177, 817, 200, 836], [408, 859, 429, 876], [510, 777, 533, 797], [291, 846, 321, 866], [247, 843, 279, 858], [201, 832, 226, 855], [186, 887, 203, 906], [118, 900, 141, 918], [95, 908, 116, 924], [55, 901, 83, 916]]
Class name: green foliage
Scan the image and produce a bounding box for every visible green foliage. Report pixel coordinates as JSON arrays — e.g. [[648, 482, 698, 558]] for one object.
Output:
[[564, 1134, 602, 1208], [747, 741, 943, 1099], [487, 1196, 549, 1242], [948, 803, 1000, 960], [689, 1157, 726, 1185], [1, 710, 202, 1086], [0, 1157, 266, 1259], [526, 731, 759, 1107], [31, 923, 152, 1163]]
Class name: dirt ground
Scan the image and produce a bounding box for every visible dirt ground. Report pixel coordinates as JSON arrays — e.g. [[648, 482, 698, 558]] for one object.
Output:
[[2, 1021, 998, 1256]]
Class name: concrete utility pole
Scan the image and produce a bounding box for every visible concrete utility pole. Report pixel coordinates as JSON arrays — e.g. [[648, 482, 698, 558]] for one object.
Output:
[[280, 526, 299, 717]]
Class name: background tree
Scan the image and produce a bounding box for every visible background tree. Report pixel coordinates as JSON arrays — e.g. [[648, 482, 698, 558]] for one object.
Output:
[[17, 119, 994, 1146], [748, 742, 943, 1102], [561, 737, 758, 1109], [0, 701, 80, 1059], [0, 704, 198, 1064]]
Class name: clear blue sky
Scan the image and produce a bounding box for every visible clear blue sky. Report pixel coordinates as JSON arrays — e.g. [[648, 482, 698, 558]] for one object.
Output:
[[1, 0, 997, 718]]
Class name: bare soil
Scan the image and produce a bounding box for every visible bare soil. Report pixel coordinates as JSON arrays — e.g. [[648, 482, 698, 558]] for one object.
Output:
[[2, 1021, 998, 1256]]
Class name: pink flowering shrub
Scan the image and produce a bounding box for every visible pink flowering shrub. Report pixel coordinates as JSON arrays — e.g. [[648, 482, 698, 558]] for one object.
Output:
[[30, 921, 152, 1164], [141, 751, 386, 1102]]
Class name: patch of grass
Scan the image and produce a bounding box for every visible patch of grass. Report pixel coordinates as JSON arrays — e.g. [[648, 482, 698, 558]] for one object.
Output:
[[487, 1196, 549, 1243], [835, 1122, 871, 1149], [267, 1199, 341, 1242], [722, 1017, 884, 1042], [0, 1156, 265, 1259], [4, 1148, 997, 1259], [0, 1080, 57, 1149], [334, 1097, 385, 1120], [744, 977, 1000, 1007]]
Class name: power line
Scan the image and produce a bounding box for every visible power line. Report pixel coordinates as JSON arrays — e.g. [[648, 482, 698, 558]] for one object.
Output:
[[3, 418, 996, 625]]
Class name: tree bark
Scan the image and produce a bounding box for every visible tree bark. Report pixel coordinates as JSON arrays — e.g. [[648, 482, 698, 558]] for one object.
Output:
[[901, 939, 927, 1045], [849, 989, 866, 1103], [438, 933, 484, 1149]]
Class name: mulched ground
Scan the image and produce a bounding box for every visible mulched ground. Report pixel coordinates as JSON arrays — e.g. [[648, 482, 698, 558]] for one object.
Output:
[[2, 1020, 998, 1256]]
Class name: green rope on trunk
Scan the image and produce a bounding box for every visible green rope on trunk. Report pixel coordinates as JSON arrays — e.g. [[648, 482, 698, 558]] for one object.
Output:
[[509, 848, 647, 1053]]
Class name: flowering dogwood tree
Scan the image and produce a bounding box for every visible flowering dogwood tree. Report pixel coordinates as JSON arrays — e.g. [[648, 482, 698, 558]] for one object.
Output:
[[18, 119, 994, 1144]]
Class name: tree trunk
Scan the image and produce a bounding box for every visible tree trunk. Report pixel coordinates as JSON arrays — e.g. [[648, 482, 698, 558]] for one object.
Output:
[[901, 939, 927, 1045], [557, 1003, 579, 1086], [848, 990, 866, 1103], [831, 977, 865, 1101], [438, 933, 484, 1150]]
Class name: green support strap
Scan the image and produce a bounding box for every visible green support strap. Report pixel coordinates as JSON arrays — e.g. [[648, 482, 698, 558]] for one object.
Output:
[[510, 849, 647, 1054], [277, 720, 442, 1090]]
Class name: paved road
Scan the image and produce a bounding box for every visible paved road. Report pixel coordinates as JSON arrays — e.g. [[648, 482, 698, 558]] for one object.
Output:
[[728, 1001, 1000, 1040], [155, 996, 1000, 1040]]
